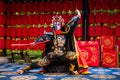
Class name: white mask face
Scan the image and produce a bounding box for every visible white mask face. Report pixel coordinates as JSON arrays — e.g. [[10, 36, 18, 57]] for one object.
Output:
[[53, 21, 62, 30]]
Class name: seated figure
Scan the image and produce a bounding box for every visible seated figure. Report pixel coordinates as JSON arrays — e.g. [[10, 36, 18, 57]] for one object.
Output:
[[17, 10, 89, 75]]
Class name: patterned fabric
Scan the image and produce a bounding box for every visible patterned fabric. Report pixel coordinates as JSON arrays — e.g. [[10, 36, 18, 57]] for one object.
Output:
[[0, 63, 120, 80], [77, 41, 100, 67]]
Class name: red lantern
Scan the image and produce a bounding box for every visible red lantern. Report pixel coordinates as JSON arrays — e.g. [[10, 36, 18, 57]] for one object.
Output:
[[102, 12, 109, 24], [11, 2, 17, 13], [33, 26, 39, 37], [0, 14, 5, 25], [45, 14, 52, 25], [109, 0, 115, 10], [76, 0, 82, 10], [115, 0, 120, 9], [95, 12, 102, 24], [89, 13, 95, 24], [115, 12, 120, 24], [95, 0, 101, 10], [34, 2, 39, 12], [0, 25, 5, 37], [33, 15, 39, 25], [51, 1, 57, 11], [109, 14, 115, 25], [46, 1, 51, 12], [0, 38, 4, 50], [10, 15, 17, 26], [95, 25, 102, 37], [74, 27, 82, 39], [116, 26, 120, 37], [89, 25, 95, 37], [88, 0, 95, 10], [101, 0, 109, 10], [22, 27, 28, 38], [102, 25, 109, 36], [16, 2, 23, 12]]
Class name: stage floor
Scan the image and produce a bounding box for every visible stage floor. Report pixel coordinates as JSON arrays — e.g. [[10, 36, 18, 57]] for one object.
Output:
[[0, 63, 120, 80]]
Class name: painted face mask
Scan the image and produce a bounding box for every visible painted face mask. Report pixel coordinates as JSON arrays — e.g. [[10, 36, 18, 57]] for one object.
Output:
[[51, 15, 64, 31]]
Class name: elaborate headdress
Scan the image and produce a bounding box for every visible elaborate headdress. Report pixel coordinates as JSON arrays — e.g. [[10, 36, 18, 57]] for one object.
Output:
[[51, 15, 65, 26]]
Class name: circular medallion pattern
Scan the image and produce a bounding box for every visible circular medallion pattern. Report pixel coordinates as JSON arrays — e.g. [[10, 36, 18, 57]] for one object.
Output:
[[0, 72, 18, 75], [90, 74, 116, 79], [10, 75, 38, 80], [0, 76, 6, 78], [43, 73, 67, 77], [0, 69, 13, 72], [42, 77, 55, 80], [61, 77, 89, 80]]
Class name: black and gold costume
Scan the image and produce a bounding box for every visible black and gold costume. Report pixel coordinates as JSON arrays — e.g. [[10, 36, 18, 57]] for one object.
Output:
[[21, 13, 89, 75]]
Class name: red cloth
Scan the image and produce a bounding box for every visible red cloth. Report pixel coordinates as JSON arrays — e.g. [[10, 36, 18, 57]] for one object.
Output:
[[101, 36, 115, 51], [102, 51, 118, 67], [77, 41, 100, 67]]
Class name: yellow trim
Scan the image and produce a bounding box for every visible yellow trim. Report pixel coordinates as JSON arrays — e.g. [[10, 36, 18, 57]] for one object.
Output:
[[62, 25, 70, 34]]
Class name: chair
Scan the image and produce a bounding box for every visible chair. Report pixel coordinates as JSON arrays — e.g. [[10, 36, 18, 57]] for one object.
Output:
[[101, 36, 119, 67]]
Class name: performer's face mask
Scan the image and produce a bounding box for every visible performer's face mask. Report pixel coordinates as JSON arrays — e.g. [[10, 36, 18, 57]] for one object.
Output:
[[53, 21, 62, 30]]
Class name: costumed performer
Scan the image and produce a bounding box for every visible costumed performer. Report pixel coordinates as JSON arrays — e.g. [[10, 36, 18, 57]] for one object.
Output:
[[17, 9, 89, 75]]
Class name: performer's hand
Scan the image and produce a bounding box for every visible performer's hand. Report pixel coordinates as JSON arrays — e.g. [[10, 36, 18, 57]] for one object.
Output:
[[17, 70, 24, 74], [76, 9, 81, 18]]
